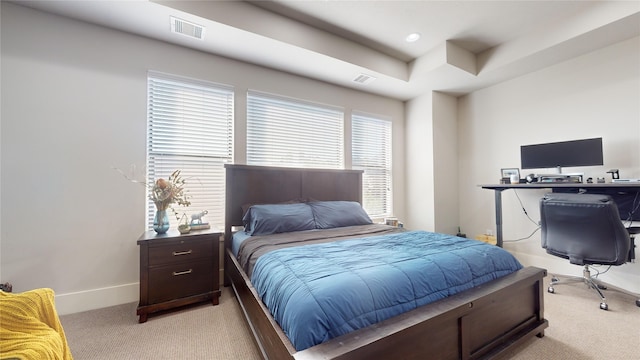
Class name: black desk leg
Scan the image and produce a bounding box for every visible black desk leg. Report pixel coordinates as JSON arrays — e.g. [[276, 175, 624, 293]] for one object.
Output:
[[494, 190, 504, 247]]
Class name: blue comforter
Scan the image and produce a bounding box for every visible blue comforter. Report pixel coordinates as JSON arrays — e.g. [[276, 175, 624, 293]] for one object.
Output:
[[251, 230, 523, 351]]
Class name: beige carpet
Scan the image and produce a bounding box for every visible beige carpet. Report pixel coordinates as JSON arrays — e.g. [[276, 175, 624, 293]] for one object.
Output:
[[60, 290, 261, 360], [60, 276, 640, 359]]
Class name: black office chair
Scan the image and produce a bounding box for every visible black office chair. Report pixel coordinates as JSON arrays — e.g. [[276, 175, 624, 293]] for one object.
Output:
[[540, 193, 634, 310]]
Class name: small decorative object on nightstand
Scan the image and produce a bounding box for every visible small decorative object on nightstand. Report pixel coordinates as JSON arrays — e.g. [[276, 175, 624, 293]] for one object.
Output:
[[136, 228, 221, 323], [116, 167, 192, 234], [149, 170, 191, 234], [177, 224, 191, 234], [190, 210, 211, 230], [177, 213, 191, 234]]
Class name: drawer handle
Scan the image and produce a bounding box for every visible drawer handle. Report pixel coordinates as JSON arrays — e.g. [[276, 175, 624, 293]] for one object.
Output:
[[172, 269, 193, 276], [172, 250, 192, 256]]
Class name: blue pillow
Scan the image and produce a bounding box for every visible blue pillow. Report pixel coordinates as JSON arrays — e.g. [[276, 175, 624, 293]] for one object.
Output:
[[243, 203, 316, 236], [309, 201, 372, 229]]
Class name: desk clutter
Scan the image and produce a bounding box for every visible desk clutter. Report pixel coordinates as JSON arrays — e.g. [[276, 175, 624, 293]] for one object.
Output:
[[499, 166, 640, 185], [538, 174, 583, 183]]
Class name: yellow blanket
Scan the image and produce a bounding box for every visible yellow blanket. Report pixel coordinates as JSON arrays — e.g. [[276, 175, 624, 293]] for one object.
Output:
[[0, 288, 73, 360]]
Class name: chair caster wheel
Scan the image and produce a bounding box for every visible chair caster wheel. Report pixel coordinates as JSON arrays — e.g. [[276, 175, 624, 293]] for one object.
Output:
[[600, 302, 608, 310], [636, 299, 640, 307], [548, 286, 555, 294], [596, 284, 607, 290], [551, 277, 559, 282]]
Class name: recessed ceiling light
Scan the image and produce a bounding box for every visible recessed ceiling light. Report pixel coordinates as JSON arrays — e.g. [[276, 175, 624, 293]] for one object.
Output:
[[405, 33, 421, 43]]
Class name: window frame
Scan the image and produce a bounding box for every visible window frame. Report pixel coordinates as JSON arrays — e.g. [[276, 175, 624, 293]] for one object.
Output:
[[246, 90, 345, 169], [146, 71, 234, 230], [351, 111, 393, 218]]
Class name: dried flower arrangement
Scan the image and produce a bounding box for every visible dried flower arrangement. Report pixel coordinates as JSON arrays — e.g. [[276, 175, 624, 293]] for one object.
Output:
[[150, 170, 191, 212], [116, 167, 191, 227]]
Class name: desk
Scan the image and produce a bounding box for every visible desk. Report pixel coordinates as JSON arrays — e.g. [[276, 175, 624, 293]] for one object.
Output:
[[480, 183, 640, 247]]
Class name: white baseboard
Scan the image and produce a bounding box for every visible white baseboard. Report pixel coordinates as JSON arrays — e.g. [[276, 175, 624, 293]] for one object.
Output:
[[55, 282, 139, 316], [55, 267, 226, 316]]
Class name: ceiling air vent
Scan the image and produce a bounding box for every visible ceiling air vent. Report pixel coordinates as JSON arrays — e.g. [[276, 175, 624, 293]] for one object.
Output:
[[170, 16, 205, 40], [353, 74, 376, 85]]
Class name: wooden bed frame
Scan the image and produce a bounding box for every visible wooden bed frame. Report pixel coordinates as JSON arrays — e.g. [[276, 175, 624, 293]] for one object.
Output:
[[224, 164, 548, 360]]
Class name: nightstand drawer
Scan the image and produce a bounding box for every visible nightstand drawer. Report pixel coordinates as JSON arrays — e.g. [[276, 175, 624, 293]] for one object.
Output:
[[137, 228, 221, 323], [148, 239, 213, 266], [148, 259, 214, 303]]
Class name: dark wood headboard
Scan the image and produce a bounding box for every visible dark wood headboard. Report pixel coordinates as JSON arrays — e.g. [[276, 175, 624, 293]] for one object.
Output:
[[224, 164, 363, 249]]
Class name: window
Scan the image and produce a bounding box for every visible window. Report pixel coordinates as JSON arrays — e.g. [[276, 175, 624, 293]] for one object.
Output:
[[352, 112, 392, 218], [146, 72, 233, 229], [246, 91, 344, 169]]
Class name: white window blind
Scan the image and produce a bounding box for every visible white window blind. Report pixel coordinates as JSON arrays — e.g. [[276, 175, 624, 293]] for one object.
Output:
[[352, 112, 392, 218], [147, 72, 233, 229], [246, 91, 344, 169]]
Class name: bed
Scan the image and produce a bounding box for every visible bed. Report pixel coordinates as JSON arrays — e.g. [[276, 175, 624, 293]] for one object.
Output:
[[224, 164, 548, 360]]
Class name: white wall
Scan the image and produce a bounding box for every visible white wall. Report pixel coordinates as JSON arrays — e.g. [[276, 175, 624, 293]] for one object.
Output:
[[405, 92, 436, 230], [432, 92, 459, 234], [458, 36, 640, 293], [0, 3, 405, 314], [405, 91, 459, 234]]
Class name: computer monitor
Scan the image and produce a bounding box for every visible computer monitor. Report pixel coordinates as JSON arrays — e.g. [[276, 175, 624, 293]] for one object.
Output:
[[520, 137, 603, 173]]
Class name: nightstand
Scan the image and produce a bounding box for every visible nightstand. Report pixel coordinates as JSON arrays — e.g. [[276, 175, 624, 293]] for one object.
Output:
[[136, 228, 221, 323]]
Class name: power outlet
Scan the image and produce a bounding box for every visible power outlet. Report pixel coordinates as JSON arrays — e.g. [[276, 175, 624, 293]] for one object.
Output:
[[486, 229, 494, 236]]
